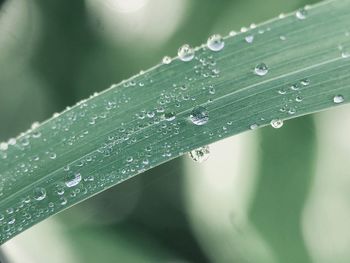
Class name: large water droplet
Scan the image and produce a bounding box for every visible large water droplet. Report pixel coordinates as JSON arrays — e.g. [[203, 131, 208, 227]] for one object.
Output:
[[207, 34, 224, 51], [189, 146, 210, 163], [333, 95, 344, 104], [33, 187, 46, 201], [65, 172, 82, 188], [190, 106, 209, 125], [254, 63, 269, 76], [270, 119, 284, 129], [178, 44, 195, 62], [296, 8, 307, 20]]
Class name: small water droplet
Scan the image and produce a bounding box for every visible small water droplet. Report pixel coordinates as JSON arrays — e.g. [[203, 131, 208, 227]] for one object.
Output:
[[254, 63, 269, 76], [49, 152, 57, 160], [162, 56, 172, 64], [209, 86, 215, 95], [333, 95, 344, 104], [250, 124, 259, 130], [65, 172, 82, 188], [229, 30, 237, 36], [270, 119, 284, 129], [189, 146, 210, 163], [290, 84, 299, 91], [60, 197, 67, 206], [280, 36, 286, 41], [33, 187, 46, 201], [190, 106, 209, 125], [288, 108, 296, 115], [278, 89, 287, 95], [207, 34, 224, 51], [178, 44, 195, 62], [342, 51, 350, 58], [295, 96, 303, 102], [164, 112, 176, 121], [296, 8, 307, 20], [300, 79, 310, 86], [245, 35, 254, 44], [0, 142, 8, 151]]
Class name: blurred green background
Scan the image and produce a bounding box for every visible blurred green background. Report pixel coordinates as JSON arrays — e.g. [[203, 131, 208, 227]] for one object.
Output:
[[2, 0, 350, 262]]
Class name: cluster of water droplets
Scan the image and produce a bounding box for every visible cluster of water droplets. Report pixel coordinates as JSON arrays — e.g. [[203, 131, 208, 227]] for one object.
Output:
[[2, 7, 349, 243]]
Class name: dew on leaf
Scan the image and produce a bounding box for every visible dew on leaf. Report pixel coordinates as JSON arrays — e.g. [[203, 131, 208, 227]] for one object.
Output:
[[229, 30, 237, 36], [245, 35, 254, 44], [190, 106, 209, 125], [300, 79, 310, 86], [164, 112, 176, 121], [250, 124, 259, 130], [254, 63, 269, 76], [189, 145, 210, 163], [333, 95, 344, 104], [296, 8, 307, 19], [162, 56, 172, 64], [270, 119, 284, 129], [178, 44, 195, 62], [65, 172, 82, 188], [207, 34, 224, 51], [33, 187, 46, 201]]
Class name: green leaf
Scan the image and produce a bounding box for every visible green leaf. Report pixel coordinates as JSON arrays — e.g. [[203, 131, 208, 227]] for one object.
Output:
[[1, 0, 350, 244]]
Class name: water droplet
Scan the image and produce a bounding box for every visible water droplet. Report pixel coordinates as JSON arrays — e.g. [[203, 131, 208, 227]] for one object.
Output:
[[209, 86, 215, 95], [280, 36, 286, 41], [245, 35, 254, 44], [290, 84, 299, 91], [49, 152, 57, 160], [254, 63, 269, 76], [270, 119, 284, 129], [59, 197, 67, 206], [164, 112, 176, 121], [300, 79, 310, 86], [296, 8, 307, 20], [0, 142, 8, 151], [189, 146, 210, 163], [162, 56, 172, 64], [207, 34, 224, 51], [288, 108, 296, 115], [295, 96, 303, 102], [190, 106, 209, 125], [278, 89, 287, 95], [178, 44, 195, 62], [333, 95, 344, 104], [33, 187, 46, 201], [342, 51, 350, 58], [250, 124, 259, 130], [65, 172, 82, 188], [229, 30, 237, 36]]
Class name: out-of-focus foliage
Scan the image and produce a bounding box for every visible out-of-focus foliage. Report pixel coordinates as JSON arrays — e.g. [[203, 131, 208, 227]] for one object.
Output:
[[1, 0, 350, 262]]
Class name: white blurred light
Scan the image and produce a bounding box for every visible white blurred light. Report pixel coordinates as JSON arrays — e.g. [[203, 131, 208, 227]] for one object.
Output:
[[302, 104, 350, 263], [103, 0, 148, 13], [183, 134, 277, 262], [3, 218, 78, 263], [86, 0, 189, 47]]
